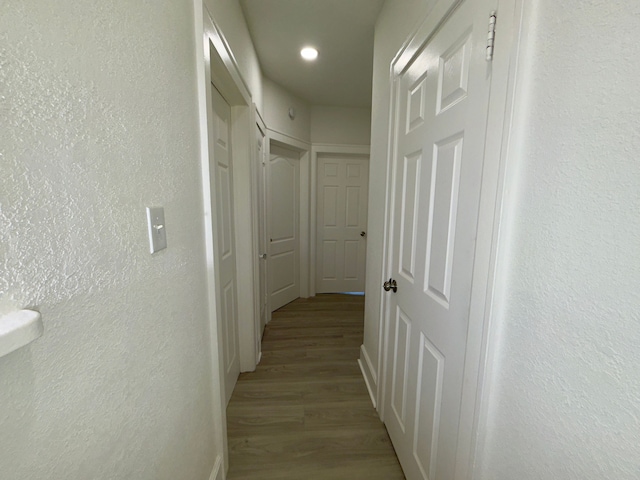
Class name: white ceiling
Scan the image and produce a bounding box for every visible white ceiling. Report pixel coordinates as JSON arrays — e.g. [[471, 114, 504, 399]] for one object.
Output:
[[240, 0, 385, 108]]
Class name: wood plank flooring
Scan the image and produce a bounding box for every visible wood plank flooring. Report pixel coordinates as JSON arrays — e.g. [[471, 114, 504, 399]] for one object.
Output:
[[226, 294, 405, 480]]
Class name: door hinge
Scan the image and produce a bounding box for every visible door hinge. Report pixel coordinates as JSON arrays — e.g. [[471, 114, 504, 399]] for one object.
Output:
[[486, 11, 497, 61]]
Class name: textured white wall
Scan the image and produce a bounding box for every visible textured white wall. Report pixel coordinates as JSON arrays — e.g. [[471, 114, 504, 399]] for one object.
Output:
[[363, 0, 436, 394], [0, 1, 218, 478], [310, 106, 372, 145], [263, 77, 311, 142], [477, 1, 640, 478]]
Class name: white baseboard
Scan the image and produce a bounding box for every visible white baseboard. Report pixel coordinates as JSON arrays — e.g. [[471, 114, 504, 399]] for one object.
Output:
[[209, 455, 222, 480], [358, 344, 378, 409]]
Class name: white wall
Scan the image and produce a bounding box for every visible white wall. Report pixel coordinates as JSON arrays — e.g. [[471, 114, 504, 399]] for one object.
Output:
[[477, 2, 640, 478], [263, 76, 311, 142], [311, 106, 371, 145], [204, 0, 263, 112], [362, 0, 435, 397], [0, 1, 218, 479], [263, 79, 372, 146]]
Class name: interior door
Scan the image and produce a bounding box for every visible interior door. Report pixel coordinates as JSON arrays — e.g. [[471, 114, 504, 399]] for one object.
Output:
[[268, 143, 300, 311], [211, 85, 240, 405], [316, 154, 369, 293], [383, 1, 494, 478], [256, 124, 268, 334]]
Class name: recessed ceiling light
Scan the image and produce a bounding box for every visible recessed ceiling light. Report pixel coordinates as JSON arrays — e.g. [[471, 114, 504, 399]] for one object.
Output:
[[300, 47, 318, 61]]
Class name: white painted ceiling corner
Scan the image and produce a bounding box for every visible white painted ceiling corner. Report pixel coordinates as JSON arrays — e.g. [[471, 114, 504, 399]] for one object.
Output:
[[240, 0, 385, 107]]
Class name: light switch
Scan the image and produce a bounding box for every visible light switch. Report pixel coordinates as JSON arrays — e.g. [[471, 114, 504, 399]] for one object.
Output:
[[146, 207, 167, 253]]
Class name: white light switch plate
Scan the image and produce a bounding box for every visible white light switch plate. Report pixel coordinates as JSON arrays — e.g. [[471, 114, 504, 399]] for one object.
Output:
[[146, 207, 167, 253]]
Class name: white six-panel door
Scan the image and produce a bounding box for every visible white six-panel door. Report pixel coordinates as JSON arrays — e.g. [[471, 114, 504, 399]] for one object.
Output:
[[268, 144, 300, 311], [211, 85, 240, 405], [383, 1, 495, 478], [316, 155, 369, 293]]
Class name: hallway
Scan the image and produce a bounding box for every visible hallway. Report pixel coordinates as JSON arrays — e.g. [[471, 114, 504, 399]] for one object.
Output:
[[226, 294, 404, 479]]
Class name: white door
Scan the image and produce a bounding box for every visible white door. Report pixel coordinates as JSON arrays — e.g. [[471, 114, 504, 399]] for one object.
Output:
[[211, 85, 240, 405], [316, 155, 369, 293], [256, 124, 268, 334], [383, 1, 494, 478], [268, 144, 300, 311]]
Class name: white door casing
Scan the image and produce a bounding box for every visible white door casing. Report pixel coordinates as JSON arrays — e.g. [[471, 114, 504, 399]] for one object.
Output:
[[382, 1, 499, 478], [268, 143, 301, 311], [211, 85, 240, 406], [316, 155, 369, 293], [256, 123, 269, 334]]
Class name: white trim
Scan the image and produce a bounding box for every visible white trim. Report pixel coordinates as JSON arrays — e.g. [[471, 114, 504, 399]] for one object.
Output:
[[358, 360, 377, 409], [311, 143, 371, 153], [376, 64, 402, 423], [375, 1, 525, 479], [193, 1, 228, 472], [231, 105, 261, 373], [266, 128, 311, 148], [208, 455, 223, 480], [358, 344, 378, 409], [200, 3, 261, 376], [361, 343, 378, 385], [454, 2, 526, 478], [471, 2, 527, 477], [255, 107, 267, 131], [195, 0, 266, 471], [253, 106, 268, 354], [267, 128, 311, 151], [310, 144, 371, 296], [202, 5, 251, 104]]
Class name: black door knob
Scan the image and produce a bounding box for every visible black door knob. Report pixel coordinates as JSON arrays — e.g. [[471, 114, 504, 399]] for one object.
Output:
[[383, 278, 397, 292]]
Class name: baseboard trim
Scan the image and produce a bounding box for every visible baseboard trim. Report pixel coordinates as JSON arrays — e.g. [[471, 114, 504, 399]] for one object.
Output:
[[209, 455, 222, 480], [358, 344, 378, 409]]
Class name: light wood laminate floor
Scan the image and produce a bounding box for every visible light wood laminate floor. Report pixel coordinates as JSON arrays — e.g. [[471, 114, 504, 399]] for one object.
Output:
[[226, 294, 405, 480]]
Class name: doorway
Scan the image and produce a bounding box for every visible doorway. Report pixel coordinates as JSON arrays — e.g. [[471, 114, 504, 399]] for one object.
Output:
[[210, 84, 240, 406], [268, 143, 301, 311], [315, 153, 370, 293]]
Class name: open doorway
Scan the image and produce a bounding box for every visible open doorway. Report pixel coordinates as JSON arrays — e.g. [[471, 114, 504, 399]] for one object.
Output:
[[267, 143, 301, 311], [263, 132, 311, 315], [311, 146, 371, 296], [315, 153, 369, 294]]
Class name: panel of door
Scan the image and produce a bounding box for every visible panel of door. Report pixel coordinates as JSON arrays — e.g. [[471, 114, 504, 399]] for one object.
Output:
[[383, 1, 494, 479], [316, 155, 369, 293], [268, 144, 300, 311], [256, 125, 268, 336], [211, 85, 240, 405]]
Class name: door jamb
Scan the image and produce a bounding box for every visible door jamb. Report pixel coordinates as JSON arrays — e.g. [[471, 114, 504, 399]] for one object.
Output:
[[376, 1, 525, 479], [194, 2, 262, 476], [310, 144, 371, 296], [254, 110, 268, 352]]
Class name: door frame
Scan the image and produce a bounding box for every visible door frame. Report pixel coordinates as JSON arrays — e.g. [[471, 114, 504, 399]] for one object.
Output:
[[265, 129, 311, 305], [255, 110, 268, 354], [194, 3, 263, 477], [310, 144, 371, 296], [376, 0, 525, 478]]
